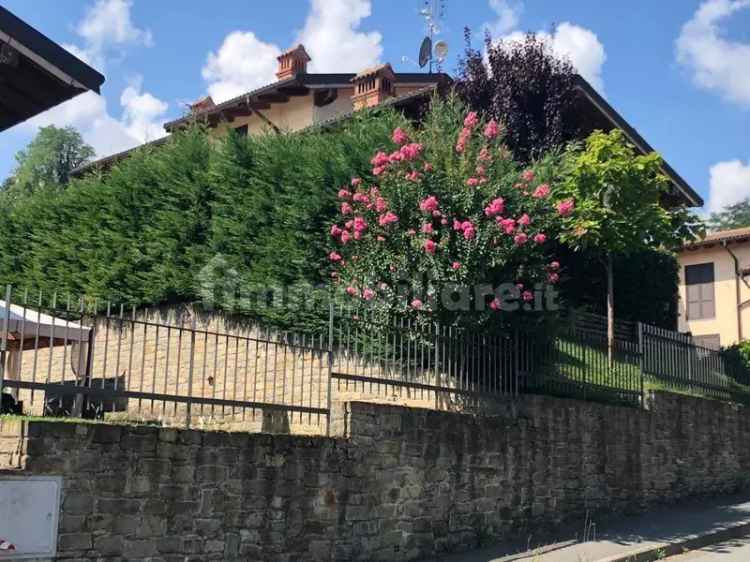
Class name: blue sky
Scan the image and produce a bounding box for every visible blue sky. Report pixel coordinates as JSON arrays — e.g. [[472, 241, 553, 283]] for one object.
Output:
[[1, 0, 748, 213]]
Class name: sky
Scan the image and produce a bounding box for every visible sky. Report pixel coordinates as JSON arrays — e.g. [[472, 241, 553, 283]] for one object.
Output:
[[1, 0, 748, 214]]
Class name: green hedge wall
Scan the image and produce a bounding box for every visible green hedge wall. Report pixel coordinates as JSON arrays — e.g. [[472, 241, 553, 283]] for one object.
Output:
[[0, 109, 406, 330]]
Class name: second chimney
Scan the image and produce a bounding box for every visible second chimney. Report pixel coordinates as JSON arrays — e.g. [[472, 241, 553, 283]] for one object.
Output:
[[351, 64, 396, 111], [276, 44, 311, 81]]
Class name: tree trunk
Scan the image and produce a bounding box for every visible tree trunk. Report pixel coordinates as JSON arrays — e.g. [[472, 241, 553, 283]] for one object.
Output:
[[607, 253, 614, 365]]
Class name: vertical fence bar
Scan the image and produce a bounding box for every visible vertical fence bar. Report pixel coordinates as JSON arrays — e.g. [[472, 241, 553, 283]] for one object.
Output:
[[637, 321, 645, 407], [327, 300, 334, 436], [185, 314, 196, 428]]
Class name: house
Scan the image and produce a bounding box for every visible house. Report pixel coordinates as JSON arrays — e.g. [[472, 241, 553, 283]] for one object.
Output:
[[677, 227, 750, 348], [72, 44, 451, 175], [70, 42, 704, 212], [0, 6, 104, 131]]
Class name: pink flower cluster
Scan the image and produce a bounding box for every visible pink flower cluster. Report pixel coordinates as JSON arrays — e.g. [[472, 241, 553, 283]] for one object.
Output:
[[378, 212, 399, 226], [392, 127, 409, 145], [533, 184, 550, 199], [419, 195, 440, 213], [371, 139, 424, 176], [557, 199, 575, 217], [484, 197, 505, 217], [498, 217, 516, 234], [423, 239, 437, 254], [453, 219, 476, 240], [455, 112, 480, 153], [352, 216, 368, 240], [483, 119, 501, 140], [464, 112, 479, 128]]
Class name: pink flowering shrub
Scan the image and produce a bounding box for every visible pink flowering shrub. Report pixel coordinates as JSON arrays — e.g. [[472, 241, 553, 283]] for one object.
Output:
[[327, 97, 567, 327]]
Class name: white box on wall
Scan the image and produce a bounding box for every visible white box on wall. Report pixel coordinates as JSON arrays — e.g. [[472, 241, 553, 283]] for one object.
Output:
[[0, 476, 61, 560]]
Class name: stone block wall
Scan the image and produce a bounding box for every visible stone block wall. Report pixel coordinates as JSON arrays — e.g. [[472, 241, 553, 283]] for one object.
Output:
[[2, 391, 750, 561]]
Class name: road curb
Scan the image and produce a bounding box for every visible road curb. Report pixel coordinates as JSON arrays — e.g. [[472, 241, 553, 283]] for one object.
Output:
[[597, 520, 750, 562]]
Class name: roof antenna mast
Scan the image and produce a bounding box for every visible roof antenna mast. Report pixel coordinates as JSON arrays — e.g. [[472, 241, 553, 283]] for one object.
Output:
[[415, 0, 448, 74]]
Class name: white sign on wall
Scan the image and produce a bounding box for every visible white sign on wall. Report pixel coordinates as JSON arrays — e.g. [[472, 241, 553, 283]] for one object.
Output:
[[0, 476, 61, 559]]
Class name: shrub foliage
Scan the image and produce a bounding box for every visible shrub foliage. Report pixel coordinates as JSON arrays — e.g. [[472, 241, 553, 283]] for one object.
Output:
[[328, 98, 568, 331], [0, 109, 405, 329]]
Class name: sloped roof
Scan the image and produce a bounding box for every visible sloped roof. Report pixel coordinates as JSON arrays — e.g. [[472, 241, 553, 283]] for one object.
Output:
[[0, 6, 105, 131], [683, 226, 750, 250]]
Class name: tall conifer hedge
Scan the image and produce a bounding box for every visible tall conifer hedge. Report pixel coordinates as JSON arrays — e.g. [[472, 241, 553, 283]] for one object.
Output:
[[0, 108, 406, 329]]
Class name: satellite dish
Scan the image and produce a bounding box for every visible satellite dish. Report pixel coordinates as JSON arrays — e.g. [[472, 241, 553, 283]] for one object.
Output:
[[418, 37, 432, 68], [434, 40, 449, 61]]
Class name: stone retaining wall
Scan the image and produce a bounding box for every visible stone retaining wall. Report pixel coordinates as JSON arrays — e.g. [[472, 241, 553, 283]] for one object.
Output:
[[1, 390, 750, 561]]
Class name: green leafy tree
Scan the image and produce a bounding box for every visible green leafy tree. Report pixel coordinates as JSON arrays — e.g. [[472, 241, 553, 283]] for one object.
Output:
[[11, 125, 94, 196], [555, 129, 696, 356], [707, 199, 750, 231]]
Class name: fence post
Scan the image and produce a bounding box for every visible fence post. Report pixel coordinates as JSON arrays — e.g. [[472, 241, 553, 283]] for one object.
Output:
[[72, 321, 95, 418], [512, 329, 519, 397], [326, 299, 334, 436], [185, 313, 197, 429], [434, 322, 440, 409], [71, 299, 89, 418], [0, 285, 11, 402], [637, 321, 645, 406]]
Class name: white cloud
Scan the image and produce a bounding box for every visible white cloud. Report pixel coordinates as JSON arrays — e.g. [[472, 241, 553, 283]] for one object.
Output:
[[19, 0, 167, 160], [25, 93, 140, 158], [500, 23, 607, 93], [297, 0, 383, 72], [676, 0, 750, 106], [202, 0, 383, 102], [202, 31, 281, 103], [74, 0, 153, 69], [120, 77, 169, 143], [484, 0, 523, 37], [705, 159, 750, 214], [23, 79, 169, 159]]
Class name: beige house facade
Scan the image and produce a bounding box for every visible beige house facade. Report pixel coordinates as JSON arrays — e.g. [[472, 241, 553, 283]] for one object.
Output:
[[678, 227, 750, 349]]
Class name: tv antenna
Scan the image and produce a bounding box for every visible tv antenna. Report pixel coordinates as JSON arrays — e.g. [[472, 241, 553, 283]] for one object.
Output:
[[416, 0, 448, 73]]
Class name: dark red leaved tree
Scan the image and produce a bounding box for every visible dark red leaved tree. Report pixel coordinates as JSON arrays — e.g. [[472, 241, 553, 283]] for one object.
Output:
[[456, 29, 579, 163]]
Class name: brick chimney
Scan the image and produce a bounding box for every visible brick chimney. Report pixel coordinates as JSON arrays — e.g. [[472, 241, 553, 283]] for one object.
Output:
[[276, 44, 311, 80], [351, 64, 396, 110], [190, 96, 215, 114]]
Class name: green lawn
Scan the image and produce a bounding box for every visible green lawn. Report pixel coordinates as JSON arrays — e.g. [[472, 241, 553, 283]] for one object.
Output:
[[544, 336, 750, 406]]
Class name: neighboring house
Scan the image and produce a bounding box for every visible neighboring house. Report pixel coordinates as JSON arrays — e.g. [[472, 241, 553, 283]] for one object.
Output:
[[0, 6, 104, 131], [678, 227, 750, 348], [70, 42, 705, 214], [72, 44, 451, 176]]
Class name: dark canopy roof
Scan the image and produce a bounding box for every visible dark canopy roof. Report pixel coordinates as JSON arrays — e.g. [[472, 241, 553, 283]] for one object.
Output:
[[0, 6, 105, 132]]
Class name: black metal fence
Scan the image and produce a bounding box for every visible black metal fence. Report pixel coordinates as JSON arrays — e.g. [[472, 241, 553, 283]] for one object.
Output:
[[0, 288, 331, 432], [2, 286, 750, 432], [641, 324, 750, 403]]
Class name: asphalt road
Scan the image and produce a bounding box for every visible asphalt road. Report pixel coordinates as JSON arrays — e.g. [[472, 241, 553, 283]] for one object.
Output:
[[667, 536, 750, 560]]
